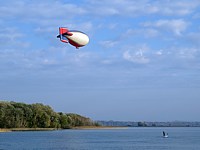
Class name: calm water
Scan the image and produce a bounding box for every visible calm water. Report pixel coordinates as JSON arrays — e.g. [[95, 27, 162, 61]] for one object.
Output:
[[0, 127, 200, 150]]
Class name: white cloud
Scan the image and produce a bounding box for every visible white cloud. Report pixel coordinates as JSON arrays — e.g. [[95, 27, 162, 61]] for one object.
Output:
[[1, 0, 200, 27], [144, 28, 160, 38], [125, 28, 159, 38], [153, 0, 199, 16], [177, 48, 198, 59], [0, 1, 87, 19], [0, 28, 24, 38], [186, 32, 200, 46], [35, 27, 55, 34], [123, 50, 150, 64], [1, 0, 200, 75], [76, 22, 94, 33], [101, 59, 113, 65], [100, 40, 118, 48], [143, 19, 188, 36], [0, 27, 30, 48], [155, 50, 163, 56], [86, 0, 200, 17]]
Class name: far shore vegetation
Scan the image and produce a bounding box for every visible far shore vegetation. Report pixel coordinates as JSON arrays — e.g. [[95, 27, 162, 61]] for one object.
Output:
[[0, 101, 100, 131]]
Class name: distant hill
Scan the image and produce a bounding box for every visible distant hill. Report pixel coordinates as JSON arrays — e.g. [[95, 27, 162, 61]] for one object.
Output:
[[0, 101, 99, 129]]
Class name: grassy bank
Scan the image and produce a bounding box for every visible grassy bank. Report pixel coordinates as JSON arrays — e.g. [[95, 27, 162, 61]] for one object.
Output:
[[0, 129, 11, 132], [0, 128, 58, 132]]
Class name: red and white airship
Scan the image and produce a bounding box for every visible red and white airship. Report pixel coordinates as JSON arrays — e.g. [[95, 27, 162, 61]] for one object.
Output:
[[57, 27, 89, 49]]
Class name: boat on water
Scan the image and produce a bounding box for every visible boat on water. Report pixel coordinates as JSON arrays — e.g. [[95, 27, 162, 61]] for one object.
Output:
[[163, 131, 168, 138]]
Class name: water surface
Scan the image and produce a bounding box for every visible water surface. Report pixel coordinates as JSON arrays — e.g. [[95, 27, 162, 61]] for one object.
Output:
[[0, 127, 200, 150]]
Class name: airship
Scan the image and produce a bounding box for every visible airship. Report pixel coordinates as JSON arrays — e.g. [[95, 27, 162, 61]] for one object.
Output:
[[57, 27, 89, 49]]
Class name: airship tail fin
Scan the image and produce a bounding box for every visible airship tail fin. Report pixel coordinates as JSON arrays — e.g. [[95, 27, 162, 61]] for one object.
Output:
[[57, 27, 69, 43], [59, 27, 69, 35]]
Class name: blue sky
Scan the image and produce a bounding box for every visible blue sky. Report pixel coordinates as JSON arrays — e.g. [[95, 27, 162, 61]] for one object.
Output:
[[1, 0, 200, 121]]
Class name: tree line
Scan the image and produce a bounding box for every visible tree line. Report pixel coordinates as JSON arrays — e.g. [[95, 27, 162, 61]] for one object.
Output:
[[0, 101, 99, 129]]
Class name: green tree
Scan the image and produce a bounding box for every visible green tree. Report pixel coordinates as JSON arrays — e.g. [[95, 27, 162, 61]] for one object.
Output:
[[0, 101, 96, 129]]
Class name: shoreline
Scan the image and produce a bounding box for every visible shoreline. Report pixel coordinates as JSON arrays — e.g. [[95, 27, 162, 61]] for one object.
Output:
[[0, 128, 58, 132], [0, 126, 127, 132], [1, 126, 199, 132]]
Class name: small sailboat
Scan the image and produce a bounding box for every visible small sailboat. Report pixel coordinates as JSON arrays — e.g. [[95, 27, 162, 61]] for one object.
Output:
[[163, 131, 168, 138]]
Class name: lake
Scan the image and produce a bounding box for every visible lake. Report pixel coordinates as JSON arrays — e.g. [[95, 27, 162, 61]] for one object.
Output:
[[0, 127, 200, 150]]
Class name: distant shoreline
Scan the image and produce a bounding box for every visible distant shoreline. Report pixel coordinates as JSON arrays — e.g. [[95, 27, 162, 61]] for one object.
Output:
[[71, 126, 128, 130], [2, 126, 200, 132], [97, 121, 200, 127]]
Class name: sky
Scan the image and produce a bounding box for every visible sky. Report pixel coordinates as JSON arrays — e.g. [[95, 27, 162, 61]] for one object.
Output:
[[1, 0, 200, 122]]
